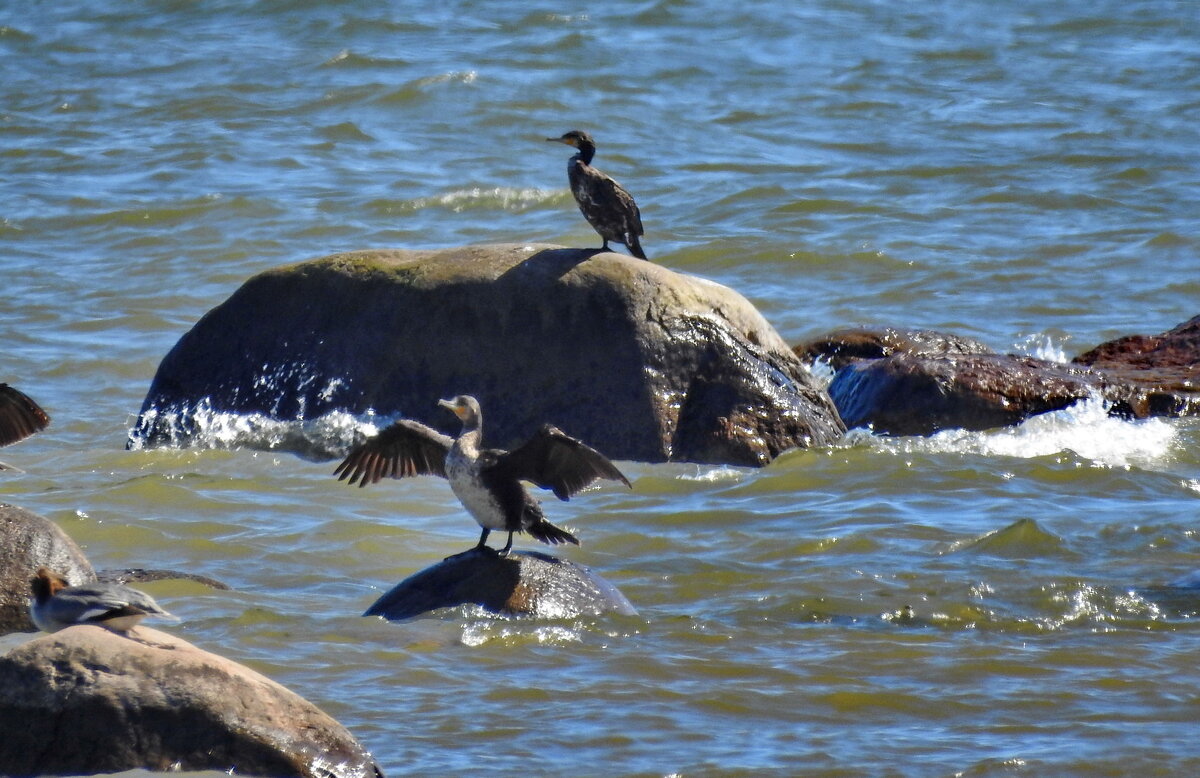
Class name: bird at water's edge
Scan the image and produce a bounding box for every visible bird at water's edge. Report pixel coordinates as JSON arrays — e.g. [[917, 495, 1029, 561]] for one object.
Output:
[[30, 567, 177, 634], [334, 395, 631, 555], [546, 130, 648, 260]]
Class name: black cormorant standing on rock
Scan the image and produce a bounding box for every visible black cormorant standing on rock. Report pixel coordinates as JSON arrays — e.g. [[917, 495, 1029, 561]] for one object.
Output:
[[335, 395, 631, 555], [547, 129, 648, 260]]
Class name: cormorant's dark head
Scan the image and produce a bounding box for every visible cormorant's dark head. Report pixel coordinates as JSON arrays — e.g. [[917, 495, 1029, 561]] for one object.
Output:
[[546, 129, 594, 148], [547, 130, 597, 163], [438, 395, 482, 428]]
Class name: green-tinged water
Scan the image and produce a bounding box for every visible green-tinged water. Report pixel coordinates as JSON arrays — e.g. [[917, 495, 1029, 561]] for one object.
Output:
[[3, 2, 1200, 775]]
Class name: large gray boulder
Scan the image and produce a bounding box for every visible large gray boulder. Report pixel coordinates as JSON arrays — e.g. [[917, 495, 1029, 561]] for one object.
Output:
[[364, 548, 637, 621], [0, 503, 95, 634], [128, 244, 844, 466], [0, 626, 383, 778]]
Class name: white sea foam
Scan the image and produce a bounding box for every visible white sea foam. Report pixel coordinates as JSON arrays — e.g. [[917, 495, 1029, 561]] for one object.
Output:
[[1013, 333, 1070, 363], [854, 394, 1179, 470], [677, 465, 746, 483], [129, 404, 384, 461], [806, 357, 837, 389]]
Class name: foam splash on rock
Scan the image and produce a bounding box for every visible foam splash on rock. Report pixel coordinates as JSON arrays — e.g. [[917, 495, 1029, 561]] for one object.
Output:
[[128, 403, 384, 462], [853, 394, 1179, 470]]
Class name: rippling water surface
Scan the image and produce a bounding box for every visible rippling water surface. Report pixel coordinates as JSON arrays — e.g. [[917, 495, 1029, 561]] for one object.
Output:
[[3, 1, 1200, 775]]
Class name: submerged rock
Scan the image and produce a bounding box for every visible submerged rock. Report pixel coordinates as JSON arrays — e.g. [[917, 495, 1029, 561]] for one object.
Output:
[[129, 244, 844, 466], [1072, 314, 1200, 418], [828, 352, 1108, 436], [96, 567, 232, 591], [0, 626, 383, 778], [364, 548, 637, 620], [0, 503, 95, 634]]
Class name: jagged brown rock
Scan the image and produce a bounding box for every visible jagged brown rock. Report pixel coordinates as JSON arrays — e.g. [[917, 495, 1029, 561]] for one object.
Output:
[[0, 626, 383, 778], [1073, 315, 1200, 417], [828, 353, 1109, 436], [129, 244, 844, 466]]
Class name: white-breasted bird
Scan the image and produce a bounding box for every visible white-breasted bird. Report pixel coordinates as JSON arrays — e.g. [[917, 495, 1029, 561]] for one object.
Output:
[[334, 395, 631, 555]]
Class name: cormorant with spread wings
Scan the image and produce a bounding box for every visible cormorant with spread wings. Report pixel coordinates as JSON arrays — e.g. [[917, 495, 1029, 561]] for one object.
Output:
[[334, 395, 630, 555]]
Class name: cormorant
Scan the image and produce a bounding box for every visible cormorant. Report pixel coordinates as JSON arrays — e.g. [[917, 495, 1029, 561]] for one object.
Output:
[[0, 383, 49, 448], [334, 395, 631, 555], [30, 567, 177, 634], [546, 130, 648, 260]]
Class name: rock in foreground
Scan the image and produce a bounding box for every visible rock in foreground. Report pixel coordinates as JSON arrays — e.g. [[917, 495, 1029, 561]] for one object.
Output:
[[129, 244, 844, 466], [365, 548, 636, 620], [0, 503, 95, 634], [0, 626, 382, 778]]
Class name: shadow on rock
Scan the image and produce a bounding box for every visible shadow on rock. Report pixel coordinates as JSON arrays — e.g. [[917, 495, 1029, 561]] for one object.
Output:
[[365, 548, 636, 621]]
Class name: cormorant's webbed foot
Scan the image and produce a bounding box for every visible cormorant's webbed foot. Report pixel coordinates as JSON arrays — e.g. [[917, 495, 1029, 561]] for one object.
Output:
[[498, 532, 515, 557]]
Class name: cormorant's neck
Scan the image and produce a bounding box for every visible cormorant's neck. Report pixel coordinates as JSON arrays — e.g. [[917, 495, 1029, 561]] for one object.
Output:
[[458, 415, 483, 449], [574, 142, 596, 165]]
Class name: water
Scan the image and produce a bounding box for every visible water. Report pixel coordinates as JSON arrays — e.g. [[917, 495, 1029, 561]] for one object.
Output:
[[3, 1, 1200, 775]]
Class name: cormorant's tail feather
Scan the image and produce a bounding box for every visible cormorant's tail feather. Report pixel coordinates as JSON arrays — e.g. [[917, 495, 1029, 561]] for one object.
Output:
[[626, 235, 648, 260], [527, 519, 580, 546]]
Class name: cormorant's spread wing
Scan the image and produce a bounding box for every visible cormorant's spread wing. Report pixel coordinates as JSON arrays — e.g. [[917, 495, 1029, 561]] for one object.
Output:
[[495, 424, 631, 500], [334, 420, 452, 486], [0, 383, 50, 447]]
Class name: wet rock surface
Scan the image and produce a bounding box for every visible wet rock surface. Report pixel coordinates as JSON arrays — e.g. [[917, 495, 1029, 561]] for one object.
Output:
[[828, 352, 1109, 436], [1073, 315, 1200, 418], [364, 548, 637, 621], [129, 244, 844, 466], [0, 625, 383, 778], [0, 503, 95, 634], [794, 326, 994, 371], [810, 318, 1200, 435]]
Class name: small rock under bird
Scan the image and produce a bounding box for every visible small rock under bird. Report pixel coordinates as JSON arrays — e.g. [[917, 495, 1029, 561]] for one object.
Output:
[[547, 129, 648, 260], [335, 395, 631, 555]]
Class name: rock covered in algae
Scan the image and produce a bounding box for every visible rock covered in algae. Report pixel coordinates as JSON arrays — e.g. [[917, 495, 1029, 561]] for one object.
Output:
[[129, 244, 844, 466]]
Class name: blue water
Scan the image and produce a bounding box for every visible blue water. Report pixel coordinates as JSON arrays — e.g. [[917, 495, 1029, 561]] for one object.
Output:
[[3, 1, 1200, 775]]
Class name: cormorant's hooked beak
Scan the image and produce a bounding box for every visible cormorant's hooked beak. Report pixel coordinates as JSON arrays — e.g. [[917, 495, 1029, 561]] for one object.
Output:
[[546, 136, 576, 147], [438, 398, 465, 419]]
